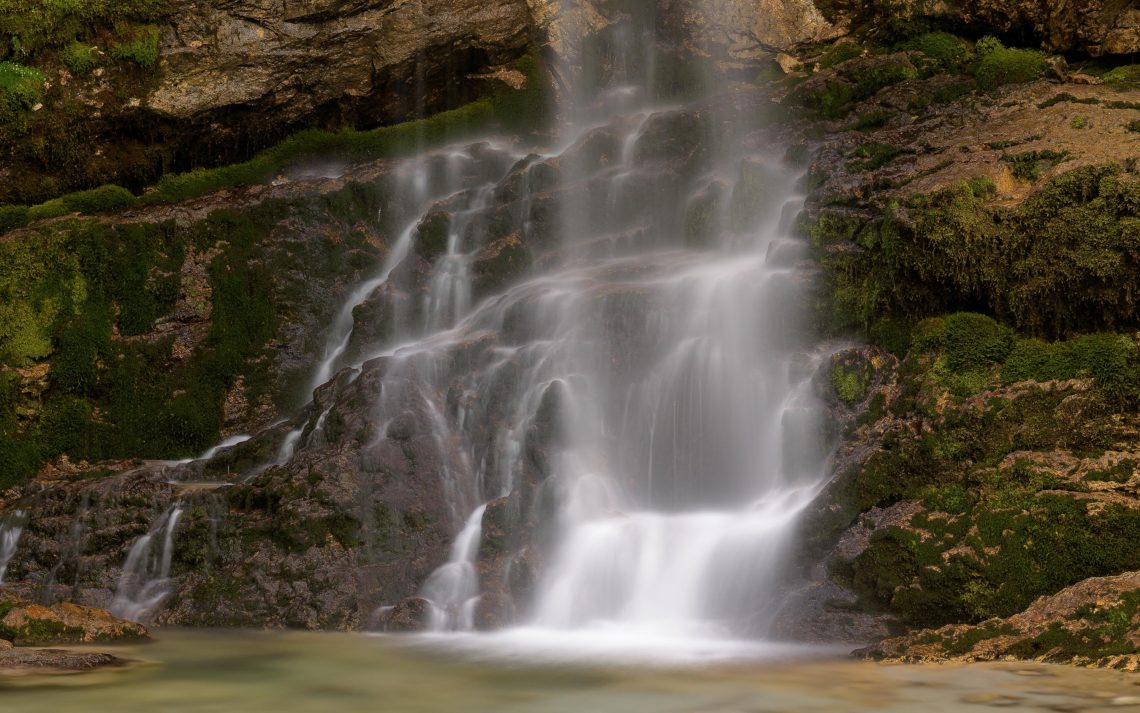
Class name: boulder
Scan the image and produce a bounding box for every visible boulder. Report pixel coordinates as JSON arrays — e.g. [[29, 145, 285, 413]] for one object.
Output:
[[0, 591, 147, 646]]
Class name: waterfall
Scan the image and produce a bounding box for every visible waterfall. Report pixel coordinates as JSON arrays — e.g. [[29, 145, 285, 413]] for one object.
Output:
[[375, 6, 833, 649], [422, 504, 488, 631], [0, 509, 27, 586], [110, 505, 184, 623], [158, 0, 832, 656]]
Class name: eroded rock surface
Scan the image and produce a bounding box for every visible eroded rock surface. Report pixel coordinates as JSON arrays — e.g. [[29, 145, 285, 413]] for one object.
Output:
[[821, 0, 1140, 56], [0, 589, 147, 646], [860, 571, 1140, 668]]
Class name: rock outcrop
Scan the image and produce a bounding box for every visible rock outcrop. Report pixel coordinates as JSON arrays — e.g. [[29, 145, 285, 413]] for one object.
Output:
[[781, 30, 1140, 664], [860, 571, 1140, 668], [151, 0, 535, 126], [821, 0, 1140, 56], [0, 589, 147, 645], [0, 0, 538, 204]]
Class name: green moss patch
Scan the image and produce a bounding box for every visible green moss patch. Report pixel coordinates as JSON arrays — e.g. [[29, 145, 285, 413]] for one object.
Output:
[[898, 32, 972, 74], [973, 37, 1047, 91], [0, 61, 43, 137], [1001, 150, 1070, 182], [109, 24, 159, 68], [789, 54, 919, 120], [849, 142, 912, 171], [819, 42, 863, 70], [850, 496, 1140, 628], [1103, 65, 1140, 91], [0, 0, 169, 61], [812, 165, 1140, 341]]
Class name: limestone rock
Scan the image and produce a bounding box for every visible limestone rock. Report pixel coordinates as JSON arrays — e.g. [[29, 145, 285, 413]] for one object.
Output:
[[150, 0, 535, 124], [0, 591, 147, 646]]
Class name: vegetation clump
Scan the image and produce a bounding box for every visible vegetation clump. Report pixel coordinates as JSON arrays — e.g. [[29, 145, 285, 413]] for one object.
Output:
[[818, 313, 1140, 629], [973, 36, 1047, 91], [1103, 65, 1140, 91], [109, 24, 159, 68], [60, 41, 99, 75], [0, 61, 43, 136], [898, 31, 971, 73], [819, 41, 863, 70], [789, 54, 919, 119], [0, 0, 169, 61], [1001, 149, 1070, 181], [812, 164, 1140, 340], [849, 142, 910, 171], [831, 361, 870, 404]]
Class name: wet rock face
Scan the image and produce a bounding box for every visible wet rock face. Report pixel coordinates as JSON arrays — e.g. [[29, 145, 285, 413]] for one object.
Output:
[[822, 0, 1140, 56], [1, 469, 178, 610]]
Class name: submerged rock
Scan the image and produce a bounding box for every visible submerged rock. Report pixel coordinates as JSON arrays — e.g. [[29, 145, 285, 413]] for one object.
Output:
[[0, 647, 130, 676]]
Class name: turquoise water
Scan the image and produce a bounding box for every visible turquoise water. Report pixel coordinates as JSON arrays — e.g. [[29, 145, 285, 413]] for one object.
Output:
[[1, 631, 1137, 712]]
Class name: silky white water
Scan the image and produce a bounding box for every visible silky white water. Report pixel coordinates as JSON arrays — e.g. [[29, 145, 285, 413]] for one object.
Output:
[[170, 1, 840, 655], [76, 2, 832, 655], [0, 509, 27, 586], [110, 504, 184, 623]]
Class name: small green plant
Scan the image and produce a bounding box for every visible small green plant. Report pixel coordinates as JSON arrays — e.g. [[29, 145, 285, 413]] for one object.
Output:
[[1103, 64, 1140, 91], [110, 24, 159, 68], [61, 41, 99, 75], [1070, 115, 1088, 129], [899, 32, 971, 72], [852, 109, 893, 132], [819, 42, 862, 70], [831, 362, 870, 404], [1001, 149, 1070, 181], [973, 37, 1047, 91], [849, 142, 909, 171], [0, 61, 43, 109]]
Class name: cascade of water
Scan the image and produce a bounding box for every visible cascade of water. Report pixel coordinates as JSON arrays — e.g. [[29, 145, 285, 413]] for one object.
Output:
[[198, 434, 253, 461], [422, 504, 488, 631], [142, 0, 831, 654], [110, 505, 184, 623], [378, 8, 835, 648], [0, 510, 27, 585]]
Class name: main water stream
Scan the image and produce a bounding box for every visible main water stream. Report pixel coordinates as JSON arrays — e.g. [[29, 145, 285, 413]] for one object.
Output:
[[376, 5, 832, 653]]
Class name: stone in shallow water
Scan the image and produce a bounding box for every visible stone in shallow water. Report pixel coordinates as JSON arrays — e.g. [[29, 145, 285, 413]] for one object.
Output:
[[0, 591, 147, 646], [0, 647, 128, 674]]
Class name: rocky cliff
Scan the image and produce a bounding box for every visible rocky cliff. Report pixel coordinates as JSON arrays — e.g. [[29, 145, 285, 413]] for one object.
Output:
[[0, 0, 537, 205], [777, 24, 1140, 667]]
